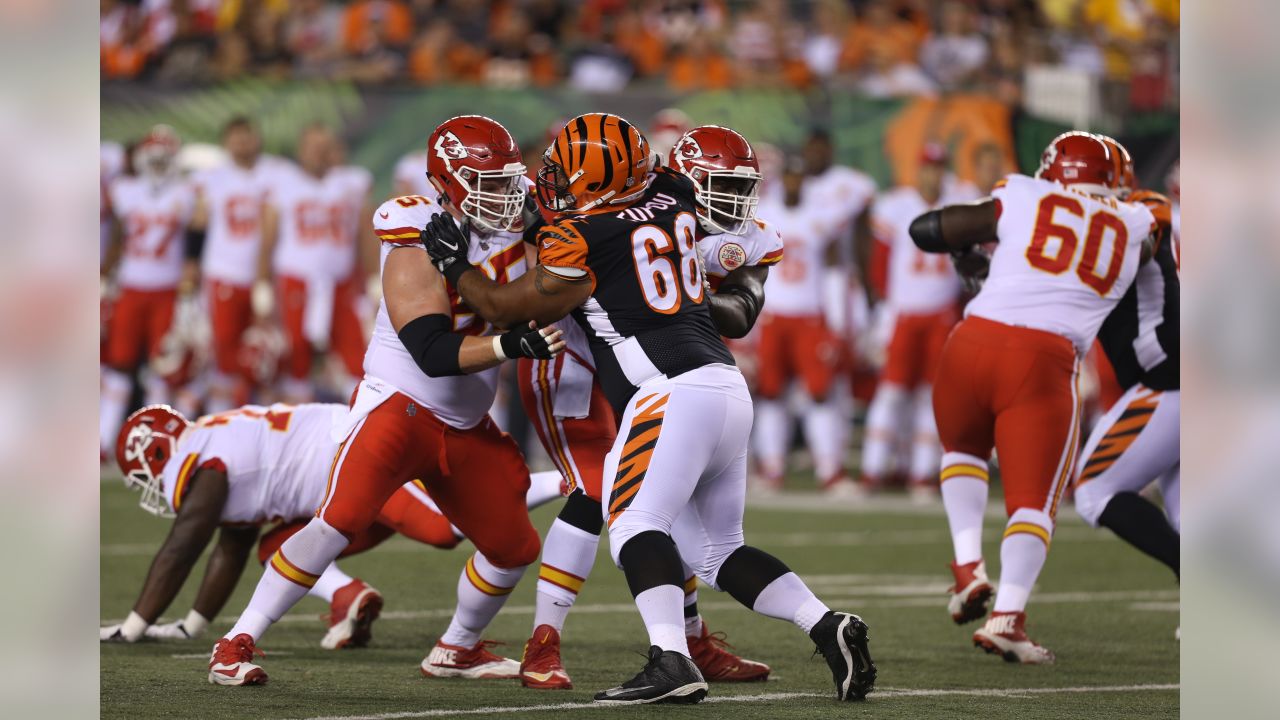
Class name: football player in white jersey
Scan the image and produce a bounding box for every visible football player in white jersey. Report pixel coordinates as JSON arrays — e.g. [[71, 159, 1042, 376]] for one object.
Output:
[[100, 126, 197, 460], [859, 144, 979, 501], [207, 115, 562, 687], [263, 126, 372, 403], [512, 125, 781, 691], [393, 149, 439, 199], [911, 132, 1157, 663], [101, 403, 565, 650], [753, 158, 853, 492], [189, 117, 289, 412]]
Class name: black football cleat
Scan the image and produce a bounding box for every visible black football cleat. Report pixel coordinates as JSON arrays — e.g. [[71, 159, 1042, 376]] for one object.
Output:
[[594, 645, 708, 705], [810, 611, 877, 701]]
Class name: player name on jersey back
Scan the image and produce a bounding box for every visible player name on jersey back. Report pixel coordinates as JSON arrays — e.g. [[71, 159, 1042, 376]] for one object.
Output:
[[363, 194, 527, 429], [965, 174, 1156, 353], [538, 169, 737, 414]]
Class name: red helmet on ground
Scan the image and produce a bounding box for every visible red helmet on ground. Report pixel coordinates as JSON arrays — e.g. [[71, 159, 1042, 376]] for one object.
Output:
[[116, 404, 191, 517], [426, 115, 527, 233], [668, 125, 763, 235], [1035, 131, 1119, 197], [1098, 135, 1136, 197]]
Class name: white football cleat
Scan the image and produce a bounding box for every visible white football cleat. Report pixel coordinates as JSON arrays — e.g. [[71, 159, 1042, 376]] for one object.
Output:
[[208, 633, 268, 685], [947, 559, 994, 624], [321, 579, 382, 650], [973, 611, 1055, 664], [420, 639, 520, 679]]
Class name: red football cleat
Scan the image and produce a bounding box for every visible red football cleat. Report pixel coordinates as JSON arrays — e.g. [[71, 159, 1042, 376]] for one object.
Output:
[[520, 625, 573, 689], [973, 611, 1055, 664], [322, 579, 383, 650], [687, 622, 770, 682], [947, 559, 993, 624], [208, 633, 267, 686]]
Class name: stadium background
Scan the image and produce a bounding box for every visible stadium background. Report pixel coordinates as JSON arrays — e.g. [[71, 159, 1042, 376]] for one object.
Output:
[[101, 0, 1180, 477]]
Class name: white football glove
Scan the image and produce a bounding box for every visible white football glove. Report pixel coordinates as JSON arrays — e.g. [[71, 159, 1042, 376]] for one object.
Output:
[[145, 610, 209, 640], [100, 611, 149, 642]]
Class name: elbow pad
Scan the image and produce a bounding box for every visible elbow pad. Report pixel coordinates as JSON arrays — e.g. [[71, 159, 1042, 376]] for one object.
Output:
[[717, 285, 762, 336], [184, 228, 206, 261], [909, 210, 948, 253], [397, 314, 465, 377]]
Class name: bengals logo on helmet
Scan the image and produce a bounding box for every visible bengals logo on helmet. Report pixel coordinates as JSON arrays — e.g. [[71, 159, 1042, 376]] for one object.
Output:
[[434, 131, 469, 161], [718, 242, 746, 271]]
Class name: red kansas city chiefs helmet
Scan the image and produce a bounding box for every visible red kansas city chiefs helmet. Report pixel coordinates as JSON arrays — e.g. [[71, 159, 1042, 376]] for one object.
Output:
[[1035, 131, 1119, 198], [116, 404, 191, 517], [669, 125, 763, 235], [426, 115, 527, 233]]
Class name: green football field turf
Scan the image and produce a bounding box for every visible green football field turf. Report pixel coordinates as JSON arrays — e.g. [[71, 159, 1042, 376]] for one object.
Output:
[[100, 479, 1179, 719]]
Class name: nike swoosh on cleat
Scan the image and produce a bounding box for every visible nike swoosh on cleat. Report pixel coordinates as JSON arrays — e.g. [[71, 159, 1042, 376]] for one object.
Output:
[[605, 686, 652, 697], [523, 671, 558, 682], [212, 668, 240, 677]]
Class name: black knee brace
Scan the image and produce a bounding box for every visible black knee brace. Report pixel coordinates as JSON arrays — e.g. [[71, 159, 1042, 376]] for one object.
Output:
[[618, 530, 685, 598], [715, 546, 792, 609]]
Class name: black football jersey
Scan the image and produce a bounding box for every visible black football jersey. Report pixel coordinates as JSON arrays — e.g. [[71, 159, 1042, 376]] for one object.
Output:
[[1096, 230, 1179, 391], [538, 168, 736, 415]]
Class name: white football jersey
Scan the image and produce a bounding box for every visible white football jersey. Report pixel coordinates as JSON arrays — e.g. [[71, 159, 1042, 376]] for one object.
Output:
[[699, 217, 785, 291], [802, 165, 877, 242], [757, 196, 836, 316], [161, 403, 342, 524], [109, 176, 196, 290], [270, 165, 364, 281], [363, 194, 528, 429], [194, 155, 291, 286], [965, 174, 1156, 353], [874, 180, 980, 314]]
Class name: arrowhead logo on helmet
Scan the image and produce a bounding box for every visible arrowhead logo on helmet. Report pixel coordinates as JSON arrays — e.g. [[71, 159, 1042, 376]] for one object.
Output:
[[677, 137, 704, 161], [434, 131, 470, 162]]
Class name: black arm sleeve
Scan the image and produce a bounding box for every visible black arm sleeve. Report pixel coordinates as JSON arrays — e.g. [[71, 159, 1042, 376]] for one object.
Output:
[[909, 210, 948, 253], [185, 227, 206, 261], [397, 314, 466, 377]]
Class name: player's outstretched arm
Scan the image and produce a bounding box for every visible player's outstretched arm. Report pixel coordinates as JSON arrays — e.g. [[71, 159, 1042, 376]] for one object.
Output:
[[102, 469, 229, 642], [420, 211, 593, 328], [910, 199, 999, 253], [385, 245, 563, 377], [708, 265, 768, 339]]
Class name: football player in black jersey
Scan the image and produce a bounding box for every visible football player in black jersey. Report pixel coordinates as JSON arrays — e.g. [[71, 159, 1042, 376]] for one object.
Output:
[[1073, 141, 1180, 583], [421, 112, 876, 705]]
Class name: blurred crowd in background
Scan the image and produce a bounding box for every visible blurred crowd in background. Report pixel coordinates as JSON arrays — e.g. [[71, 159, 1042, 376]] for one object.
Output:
[[102, 0, 1179, 115]]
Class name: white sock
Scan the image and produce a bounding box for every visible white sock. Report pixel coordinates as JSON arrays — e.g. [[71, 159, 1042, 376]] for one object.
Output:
[[441, 552, 527, 647], [993, 509, 1052, 613], [804, 394, 848, 482], [533, 519, 599, 633], [909, 386, 941, 484], [940, 452, 990, 565], [751, 571, 830, 635], [861, 384, 906, 484], [226, 518, 350, 641], [754, 398, 789, 480], [634, 584, 690, 656], [527, 471, 567, 511], [683, 575, 702, 636], [308, 563, 355, 604], [100, 368, 132, 456]]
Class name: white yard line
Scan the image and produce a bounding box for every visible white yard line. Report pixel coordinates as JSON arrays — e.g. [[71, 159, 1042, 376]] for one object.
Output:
[[280, 684, 1179, 720], [105, 589, 1178, 626]]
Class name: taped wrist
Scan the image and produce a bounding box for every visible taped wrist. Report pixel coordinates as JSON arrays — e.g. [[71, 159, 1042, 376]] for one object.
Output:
[[909, 209, 949, 253], [183, 609, 209, 637], [121, 611, 149, 642], [397, 314, 464, 377]]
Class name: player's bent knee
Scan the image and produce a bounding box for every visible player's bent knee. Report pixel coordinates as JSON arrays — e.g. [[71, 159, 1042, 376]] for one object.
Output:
[[1072, 482, 1109, 527], [1004, 507, 1055, 545]]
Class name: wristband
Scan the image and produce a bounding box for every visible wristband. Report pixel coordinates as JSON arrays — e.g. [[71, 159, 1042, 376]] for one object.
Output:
[[121, 611, 150, 642], [492, 335, 508, 361], [183, 609, 209, 637]]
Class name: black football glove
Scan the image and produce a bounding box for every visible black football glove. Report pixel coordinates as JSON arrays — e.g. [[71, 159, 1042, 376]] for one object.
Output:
[[498, 322, 564, 360], [421, 212, 472, 285]]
